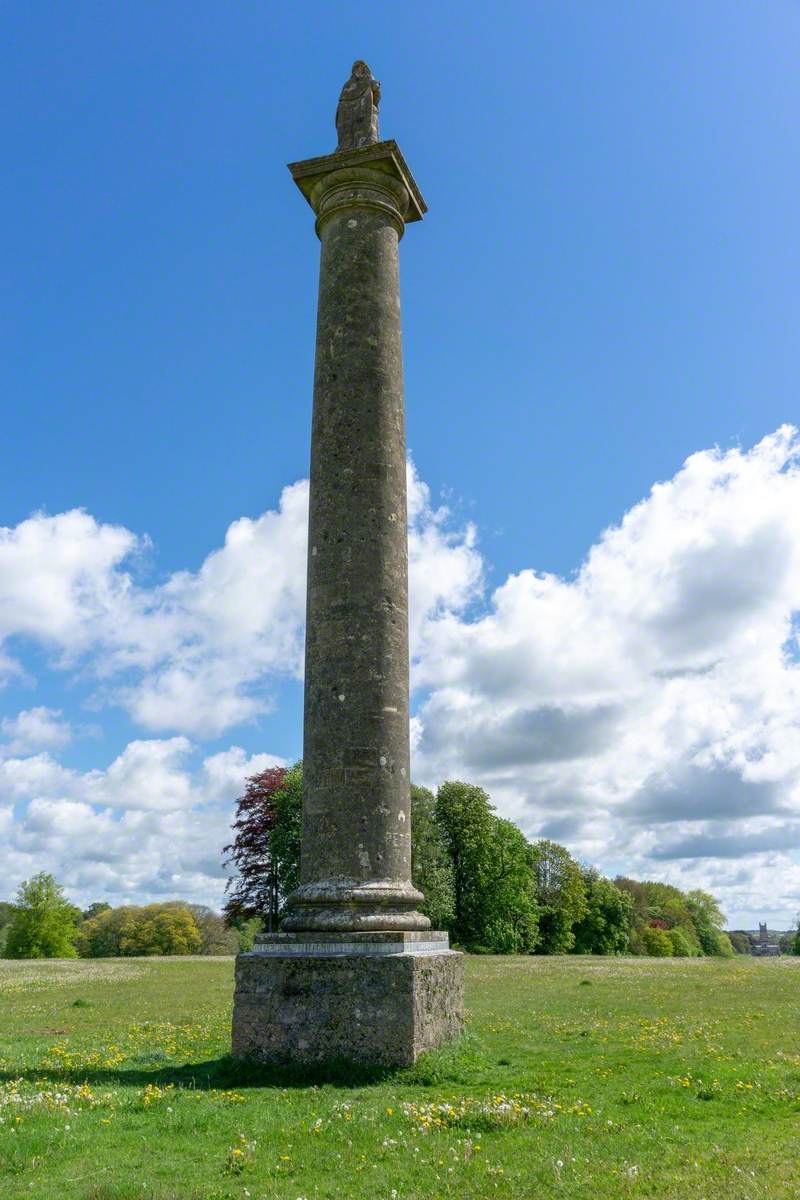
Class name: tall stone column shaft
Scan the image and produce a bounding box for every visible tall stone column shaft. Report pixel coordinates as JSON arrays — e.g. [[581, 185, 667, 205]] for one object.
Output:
[[283, 146, 429, 932]]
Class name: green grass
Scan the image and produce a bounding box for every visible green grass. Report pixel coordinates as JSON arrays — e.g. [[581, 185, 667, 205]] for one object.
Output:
[[1, 955, 798, 1199]]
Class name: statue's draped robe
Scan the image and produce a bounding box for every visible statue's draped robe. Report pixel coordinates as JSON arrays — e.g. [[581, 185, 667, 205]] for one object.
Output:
[[336, 76, 380, 150]]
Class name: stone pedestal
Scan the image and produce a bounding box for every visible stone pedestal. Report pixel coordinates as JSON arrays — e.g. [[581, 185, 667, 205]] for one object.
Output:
[[232, 932, 463, 1067]]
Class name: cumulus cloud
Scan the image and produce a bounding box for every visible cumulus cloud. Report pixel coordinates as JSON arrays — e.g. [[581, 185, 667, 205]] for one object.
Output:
[[1, 707, 72, 755], [413, 428, 800, 926], [0, 738, 277, 908], [0, 466, 480, 737]]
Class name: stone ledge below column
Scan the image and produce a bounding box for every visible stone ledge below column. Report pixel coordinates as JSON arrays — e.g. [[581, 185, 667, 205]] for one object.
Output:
[[247, 930, 451, 957], [231, 935, 463, 1067]]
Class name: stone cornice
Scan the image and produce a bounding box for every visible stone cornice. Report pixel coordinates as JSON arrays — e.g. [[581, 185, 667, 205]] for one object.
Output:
[[288, 139, 427, 223]]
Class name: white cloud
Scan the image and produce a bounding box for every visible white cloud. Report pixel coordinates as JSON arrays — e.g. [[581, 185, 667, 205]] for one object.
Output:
[[0, 469, 480, 738], [202, 746, 288, 802], [0, 739, 278, 908], [1, 707, 72, 755], [413, 428, 800, 927], [0, 509, 141, 656]]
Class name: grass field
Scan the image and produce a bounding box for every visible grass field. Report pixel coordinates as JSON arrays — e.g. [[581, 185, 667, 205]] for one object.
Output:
[[1, 955, 799, 1199]]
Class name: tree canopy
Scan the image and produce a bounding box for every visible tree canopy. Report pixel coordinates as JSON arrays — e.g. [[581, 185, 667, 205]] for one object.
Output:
[[5, 873, 79, 959]]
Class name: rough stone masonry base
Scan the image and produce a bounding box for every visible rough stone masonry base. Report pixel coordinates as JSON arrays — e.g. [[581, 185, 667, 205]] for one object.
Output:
[[231, 934, 463, 1067]]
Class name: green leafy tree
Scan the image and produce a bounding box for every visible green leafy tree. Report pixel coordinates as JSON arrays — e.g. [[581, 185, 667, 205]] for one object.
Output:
[[715, 932, 735, 958], [530, 840, 587, 954], [728, 931, 752, 955], [0, 902, 15, 954], [613, 877, 652, 926], [410, 786, 455, 932], [685, 889, 730, 956], [5, 873, 79, 959], [572, 869, 633, 955], [271, 763, 303, 909], [78, 903, 202, 957], [120, 906, 202, 956], [641, 925, 672, 956], [434, 781, 495, 948], [233, 916, 263, 951], [667, 927, 694, 957], [481, 818, 539, 954], [627, 927, 647, 956], [82, 901, 111, 922]]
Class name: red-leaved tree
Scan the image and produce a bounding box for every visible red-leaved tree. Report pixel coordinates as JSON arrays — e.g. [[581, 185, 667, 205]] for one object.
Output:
[[223, 767, 287, 931]]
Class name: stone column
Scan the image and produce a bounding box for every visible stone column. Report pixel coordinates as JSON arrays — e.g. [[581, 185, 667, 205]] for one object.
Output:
[[231, 70, 463, 1067], [282, 142, 428, 933]]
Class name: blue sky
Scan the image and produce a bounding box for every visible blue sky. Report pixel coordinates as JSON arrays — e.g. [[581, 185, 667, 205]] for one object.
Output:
[[2, 3, 799, 926]]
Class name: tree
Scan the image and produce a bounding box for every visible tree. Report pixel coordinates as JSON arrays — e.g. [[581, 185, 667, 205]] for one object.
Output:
[[77, 903, 203, 957], [667, 927, 694, 957], [615, 877, 703, 954], [223, 766, 288, 929], [233, 916, 263, 951], [613, 877, 652, 926], [0, 902, 15, 954], [530, 840, 587, 954], [572, 869, 633, 955], [270, 763, 303, 907], [82, 901, 111, 921], [641, 925, 672, 956], [728, 931, 752, 955], [685, 889, 730, 956], [481, 818, 539, 954], [119, 906, 202, 956], [434, 781, 495, 948], [5, 873, 79, 959], [410, 786, 455, 932], [187, 905, 240, 955]]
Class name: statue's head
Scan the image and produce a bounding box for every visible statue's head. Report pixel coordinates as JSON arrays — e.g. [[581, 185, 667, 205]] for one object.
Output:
[[351, 60, 371, 78]]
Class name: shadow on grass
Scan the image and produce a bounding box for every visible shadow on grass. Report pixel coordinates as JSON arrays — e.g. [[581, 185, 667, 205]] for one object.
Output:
[[0, 1033, 487, 1092], [0, 1055, 394, 1090]]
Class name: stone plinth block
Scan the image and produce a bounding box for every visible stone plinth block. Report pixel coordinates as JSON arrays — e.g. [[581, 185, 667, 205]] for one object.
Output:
[[231, 932, 463, 1067]]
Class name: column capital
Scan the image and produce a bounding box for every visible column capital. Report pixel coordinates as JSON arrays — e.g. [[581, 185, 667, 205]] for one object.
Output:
[[288, 139, 427, 225]]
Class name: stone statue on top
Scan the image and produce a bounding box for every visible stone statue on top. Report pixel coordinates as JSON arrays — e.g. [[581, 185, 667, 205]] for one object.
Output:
[[335, 60, 381, 151]]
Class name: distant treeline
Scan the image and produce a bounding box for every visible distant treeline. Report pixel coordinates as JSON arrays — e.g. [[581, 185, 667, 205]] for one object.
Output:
[[4, 763, 798, 960], [0, 880, 253, 959], [223, 764, 800, 958]]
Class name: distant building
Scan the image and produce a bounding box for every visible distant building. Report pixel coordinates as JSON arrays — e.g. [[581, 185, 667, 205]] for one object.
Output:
[[752, 923, 781, 956]]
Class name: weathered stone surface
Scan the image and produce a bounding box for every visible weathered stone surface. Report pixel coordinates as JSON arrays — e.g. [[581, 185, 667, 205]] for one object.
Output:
[[281, 138, 430, 934], [232, 941, 463, 1067], [335, 60, 380, 151], [250, 930, 451, 956]]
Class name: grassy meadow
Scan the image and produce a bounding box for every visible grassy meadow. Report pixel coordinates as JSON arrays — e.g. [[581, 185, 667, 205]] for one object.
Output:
[[1, 954, 798, 1199]]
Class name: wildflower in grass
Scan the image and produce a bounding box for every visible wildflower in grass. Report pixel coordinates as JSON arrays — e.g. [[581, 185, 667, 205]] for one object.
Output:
[[0, 1079, 115, 1117], [205, 1088, 246, 1105], [224, 1133, 256, 1175], [402, 1092, 557, 1133], [140, 1083, 174, 1107]]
